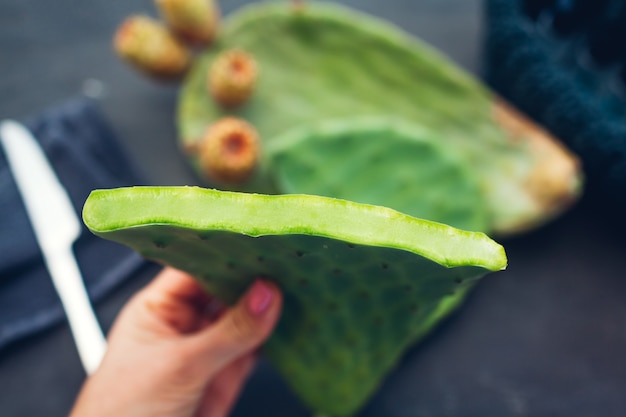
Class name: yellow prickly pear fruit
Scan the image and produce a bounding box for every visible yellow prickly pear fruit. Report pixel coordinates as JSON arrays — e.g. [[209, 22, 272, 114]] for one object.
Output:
[[114, 15, 191, 80], [155, 0, 220, 45], [207, 49, 258, 108], [199, 117, 260, 185]]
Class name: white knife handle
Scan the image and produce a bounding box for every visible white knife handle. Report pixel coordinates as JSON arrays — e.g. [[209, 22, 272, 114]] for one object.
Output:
[[45, 247, 107, 374]]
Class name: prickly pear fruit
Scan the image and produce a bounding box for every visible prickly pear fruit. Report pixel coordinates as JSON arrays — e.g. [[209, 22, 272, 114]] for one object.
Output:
[[83, 186, 507, 417], [155, 0, 220, 45], [197, 117, 260, 185], [177, 2, 582, 236], [114, 15, 191, 79], [208, 49, 258, 107]]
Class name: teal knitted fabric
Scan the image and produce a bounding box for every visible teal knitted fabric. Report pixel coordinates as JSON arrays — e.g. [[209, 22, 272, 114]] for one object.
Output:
[[485, 0, 626, 204]]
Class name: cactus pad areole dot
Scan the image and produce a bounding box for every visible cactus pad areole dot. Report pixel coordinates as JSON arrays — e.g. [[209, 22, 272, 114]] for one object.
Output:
[[83, 187, 506, 416]]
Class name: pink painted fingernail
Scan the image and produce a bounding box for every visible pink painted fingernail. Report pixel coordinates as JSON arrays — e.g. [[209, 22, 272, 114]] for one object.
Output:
[[247, 280, 273, 316]]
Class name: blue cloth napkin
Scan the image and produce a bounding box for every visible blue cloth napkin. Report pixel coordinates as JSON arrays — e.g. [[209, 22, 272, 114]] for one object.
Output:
[[0, 98, 154, 349]]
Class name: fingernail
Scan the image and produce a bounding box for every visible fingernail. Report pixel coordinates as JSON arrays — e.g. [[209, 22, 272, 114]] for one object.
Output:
[[247, 280, 274, 316]]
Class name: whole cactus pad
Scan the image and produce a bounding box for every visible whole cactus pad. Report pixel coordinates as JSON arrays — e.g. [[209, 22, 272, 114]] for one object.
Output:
[[178, 1, 581, 235], [83, 186, 507, 416]]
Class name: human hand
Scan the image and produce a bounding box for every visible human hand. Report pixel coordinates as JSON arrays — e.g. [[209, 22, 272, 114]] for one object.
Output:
[[69, 267, 283, 417]]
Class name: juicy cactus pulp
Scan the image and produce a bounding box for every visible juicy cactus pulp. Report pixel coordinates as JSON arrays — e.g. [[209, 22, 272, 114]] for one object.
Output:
[[83, 187, 507, 416]]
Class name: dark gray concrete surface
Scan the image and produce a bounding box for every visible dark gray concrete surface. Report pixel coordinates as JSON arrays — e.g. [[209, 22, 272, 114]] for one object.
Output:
[[2, 1, 626, 416]]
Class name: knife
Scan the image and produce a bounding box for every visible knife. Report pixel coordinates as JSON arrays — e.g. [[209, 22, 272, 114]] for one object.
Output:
[[0, 120, 107, 374]]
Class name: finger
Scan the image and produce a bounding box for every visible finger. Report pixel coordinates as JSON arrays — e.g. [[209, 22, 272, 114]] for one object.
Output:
[[184, 279, 282, 376], [196, 301, 227, 331], [130, 267, 213, 335], [145, 267, 212, 306], [195, 354, 257, 417]]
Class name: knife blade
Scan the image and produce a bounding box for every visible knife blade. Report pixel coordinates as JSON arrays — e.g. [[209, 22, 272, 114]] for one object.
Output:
[[0, 120, 106, 374]]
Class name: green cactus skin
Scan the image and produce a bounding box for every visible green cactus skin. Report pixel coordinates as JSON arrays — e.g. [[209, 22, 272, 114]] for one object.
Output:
[[266, 117, 489, 232], [178, 1, 581, 235], [83, 186, 506, 416]]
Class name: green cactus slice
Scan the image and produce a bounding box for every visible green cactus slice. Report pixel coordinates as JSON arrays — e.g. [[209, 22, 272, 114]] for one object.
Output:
[[83, 186, 506, 416], [267, 117, 489, 232], [178, 1, 581, 235]]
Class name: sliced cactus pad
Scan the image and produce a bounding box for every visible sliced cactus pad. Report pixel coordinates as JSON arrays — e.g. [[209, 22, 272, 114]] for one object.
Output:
[[266, 117, 489, 232], [83, 187, 506, 416], [178, 1, 581, 236]]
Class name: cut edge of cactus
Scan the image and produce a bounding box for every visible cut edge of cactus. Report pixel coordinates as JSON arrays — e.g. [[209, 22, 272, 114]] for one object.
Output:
[[83, 186, 507, 271]]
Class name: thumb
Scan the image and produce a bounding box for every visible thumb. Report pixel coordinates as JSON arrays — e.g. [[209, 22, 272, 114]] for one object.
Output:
[[185, 279, 283, 377]]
